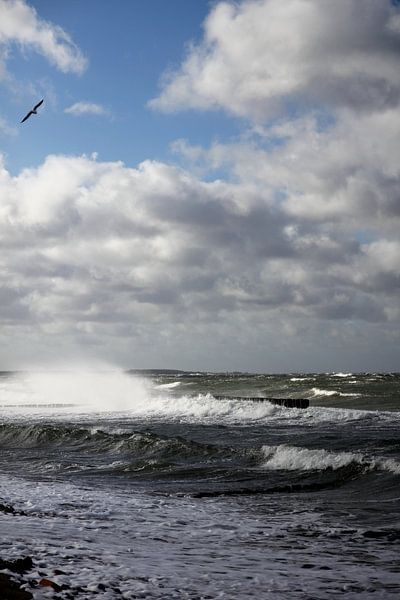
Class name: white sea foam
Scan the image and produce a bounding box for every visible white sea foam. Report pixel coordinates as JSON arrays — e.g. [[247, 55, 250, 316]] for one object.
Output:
[[310, 387, 360, 398], [1, 473, 280, 599], [377, 458, 400, 475], [0, 371, 395, 428], [295, 405, 387, 424], [0, 371, 277, 424], [260, 444, 360, 471], [310, 387, 337, 397], [120, 393, 277, 423], [332, 373, 353, 378], [154, 381, 181, 389], [260, 444, 400, 475]]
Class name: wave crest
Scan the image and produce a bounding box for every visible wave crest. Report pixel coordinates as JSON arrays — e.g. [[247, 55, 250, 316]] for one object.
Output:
[[310, 387, 360, 398], [260, 444, 400, 475]]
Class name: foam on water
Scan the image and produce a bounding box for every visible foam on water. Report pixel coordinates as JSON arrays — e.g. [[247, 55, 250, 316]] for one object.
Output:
[[310, 387, 360, 398], [1, 370, 400, 599], [0, 370, 278, 423], [378, 458, 400, 475], [332, 372, 354, 378], [5, 472, 397, 600], [310, 387, 337, 397], [261, 444, 362, 471], [0, 370, 398, 429], [260, 444, 400, 475], [119, 392, 278, 422], [154, 381, 181, 389]]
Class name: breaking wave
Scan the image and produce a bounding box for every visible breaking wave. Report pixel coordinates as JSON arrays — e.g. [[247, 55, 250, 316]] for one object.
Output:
[[260, 444, 400, 475], [332, 373, 354, 378], [310, 387, 361, 398], [0, 370, 398, 430], [1, 420, 398, 478], [0, 371, 281, 423], [154, 382, 181, 389]]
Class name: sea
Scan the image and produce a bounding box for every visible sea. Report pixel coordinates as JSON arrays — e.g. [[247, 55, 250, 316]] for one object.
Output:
[[0, 370, 399, 599]]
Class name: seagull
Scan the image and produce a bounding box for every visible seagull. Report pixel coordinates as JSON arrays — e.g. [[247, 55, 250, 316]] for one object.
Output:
[[20, 99, 44, 123]]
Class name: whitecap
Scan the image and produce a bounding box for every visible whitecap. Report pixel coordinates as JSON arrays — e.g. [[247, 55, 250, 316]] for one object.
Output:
[[376, 458, 400, 475], [260, 444, 360, 471], [154, 381, 181, 389], [310, 387, 337, 397], [331, 373, 353, 378], [260, 444, 400, 475]]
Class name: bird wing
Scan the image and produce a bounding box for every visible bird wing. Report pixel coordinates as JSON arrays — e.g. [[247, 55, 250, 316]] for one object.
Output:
[[20, 111, 33, 123], [33, 99, 44, 111]]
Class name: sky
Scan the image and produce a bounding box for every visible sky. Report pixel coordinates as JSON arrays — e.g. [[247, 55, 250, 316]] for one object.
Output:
[[0, 0, 399, 372]]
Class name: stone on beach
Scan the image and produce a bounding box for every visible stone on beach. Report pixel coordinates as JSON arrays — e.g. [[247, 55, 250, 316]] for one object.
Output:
[[0, 556, 34, 600], [0, 573, 33, 600], [0, 557, 33, 574], [39, 577, 62, 591]]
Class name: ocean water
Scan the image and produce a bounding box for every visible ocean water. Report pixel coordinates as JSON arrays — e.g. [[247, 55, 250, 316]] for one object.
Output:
[[0, 370, 399, 599]]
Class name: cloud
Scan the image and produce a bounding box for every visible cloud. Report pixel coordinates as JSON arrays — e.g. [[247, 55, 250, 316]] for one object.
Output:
[[0, 0, 399, 370], [150, 0, 400, 121], [174, 107, 400, 230], [0, 0, 87, 77], [0, 151, 399, 369], [65, 102, 110, 117]]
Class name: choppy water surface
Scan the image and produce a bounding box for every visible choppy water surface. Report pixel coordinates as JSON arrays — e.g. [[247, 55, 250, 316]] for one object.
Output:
[[0, 370, 399, 599]]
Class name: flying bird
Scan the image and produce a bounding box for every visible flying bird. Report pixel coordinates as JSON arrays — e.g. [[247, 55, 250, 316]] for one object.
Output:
[[20, 99, 44, 123]]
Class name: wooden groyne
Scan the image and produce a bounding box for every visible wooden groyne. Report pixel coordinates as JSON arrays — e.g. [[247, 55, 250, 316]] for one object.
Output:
[[213, 395, 309, 409]]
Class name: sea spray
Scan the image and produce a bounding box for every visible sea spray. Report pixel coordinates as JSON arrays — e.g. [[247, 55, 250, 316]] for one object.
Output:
[[0, 368, 152, 413], [0, 371, 278, 422]]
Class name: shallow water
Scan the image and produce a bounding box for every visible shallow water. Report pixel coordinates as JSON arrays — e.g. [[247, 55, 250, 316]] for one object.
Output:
[[0, 370, 399, 598]]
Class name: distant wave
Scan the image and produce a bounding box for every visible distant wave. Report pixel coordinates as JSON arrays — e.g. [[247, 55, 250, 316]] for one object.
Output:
[[154, 382, 181, 389], [0, 371, 397, 428], [310, 387, 361, 398], [310, 387, 336, 397], [331, 373, 353, 378]]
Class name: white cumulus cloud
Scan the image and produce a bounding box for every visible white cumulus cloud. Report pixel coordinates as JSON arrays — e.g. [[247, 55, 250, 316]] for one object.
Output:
[[0, 0, 87, 77], [0, 151, 399, 370], [150, 0, 400, 121]]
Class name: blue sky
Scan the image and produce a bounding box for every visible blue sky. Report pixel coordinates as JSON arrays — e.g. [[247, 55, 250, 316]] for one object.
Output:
[[0, 0, 400, 371], [2, 0, 241, 175]]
